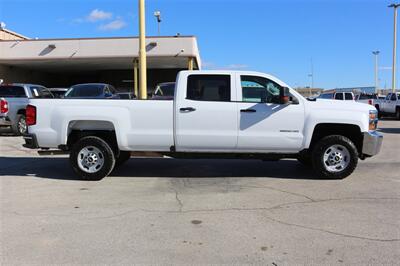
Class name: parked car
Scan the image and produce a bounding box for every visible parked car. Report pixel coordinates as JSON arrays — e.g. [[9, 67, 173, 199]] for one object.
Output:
[[151, 82, 175, 100], [375, 92, 400, 119], [0, 83, 53, 135], [24, 70, 382, 180], [64, 83, 120, 99], [117, 92, 136, 99], [319, 90, 354, 101], [48, 88, 69, 98]]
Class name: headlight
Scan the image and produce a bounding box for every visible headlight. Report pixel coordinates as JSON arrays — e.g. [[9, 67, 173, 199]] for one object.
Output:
[[369, 110, 378, 131]]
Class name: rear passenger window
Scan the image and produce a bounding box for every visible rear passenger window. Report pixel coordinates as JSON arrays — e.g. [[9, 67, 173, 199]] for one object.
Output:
[[345, 93, 353, 100], [335, 93, 344, 100], [187, 75, 231, 102]]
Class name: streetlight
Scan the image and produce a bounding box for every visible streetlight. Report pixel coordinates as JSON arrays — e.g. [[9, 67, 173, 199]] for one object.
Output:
[[389, 3, 400, 93], [372, 51, 380, 93], [154, 11, 161, 36]]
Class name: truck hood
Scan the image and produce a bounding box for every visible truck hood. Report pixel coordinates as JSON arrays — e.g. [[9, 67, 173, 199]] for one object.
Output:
[[308, 99, 376, 113]]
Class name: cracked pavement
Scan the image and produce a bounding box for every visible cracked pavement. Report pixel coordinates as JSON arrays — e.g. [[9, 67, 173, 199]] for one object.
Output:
[[1, 120, 399, 265]]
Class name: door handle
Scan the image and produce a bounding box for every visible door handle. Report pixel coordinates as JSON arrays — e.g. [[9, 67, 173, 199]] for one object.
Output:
[[240, 109, 257, 113], [180, 107, 196, 112]]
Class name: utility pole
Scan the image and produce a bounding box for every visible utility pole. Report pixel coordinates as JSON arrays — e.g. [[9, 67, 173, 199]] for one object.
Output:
[[389, 3, 400, 93], [372, 51, 380, 93], [139, 0, 147, 99]]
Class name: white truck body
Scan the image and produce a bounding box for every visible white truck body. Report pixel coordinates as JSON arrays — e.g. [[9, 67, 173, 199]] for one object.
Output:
[[24, 70, 383, 179], [376, 92, 400, 118]]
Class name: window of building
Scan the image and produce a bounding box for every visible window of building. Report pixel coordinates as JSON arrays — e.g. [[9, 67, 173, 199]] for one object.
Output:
[[187, 75, 231, 102]]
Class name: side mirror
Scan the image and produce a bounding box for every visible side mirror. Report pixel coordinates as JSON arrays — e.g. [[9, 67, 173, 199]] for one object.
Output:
[[280, 87, 290, 104]]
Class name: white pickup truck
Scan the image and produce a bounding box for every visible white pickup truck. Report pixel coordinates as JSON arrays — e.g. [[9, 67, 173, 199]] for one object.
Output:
[[23, 70, 383, 180], [375, 92, 400, 119]]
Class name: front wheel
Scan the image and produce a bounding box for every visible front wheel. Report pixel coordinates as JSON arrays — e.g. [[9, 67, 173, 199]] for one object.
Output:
[[311, 135, 358, 179], [70, 136, 116, 181]]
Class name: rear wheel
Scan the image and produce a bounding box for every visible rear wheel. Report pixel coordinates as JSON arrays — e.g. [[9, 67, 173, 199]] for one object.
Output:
[[311, 135, 358, 179], [70, 136, 115, 181], [12, 115, 27, 135], [396, 108, 400, 120]]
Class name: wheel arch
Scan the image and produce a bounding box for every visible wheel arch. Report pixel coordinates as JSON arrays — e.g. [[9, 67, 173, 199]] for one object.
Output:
[[307, 123, 363, 154], [65, 120, 119, 154]]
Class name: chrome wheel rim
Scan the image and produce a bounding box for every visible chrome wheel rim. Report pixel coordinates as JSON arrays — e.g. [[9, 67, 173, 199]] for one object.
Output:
[[18, 117, 27, 134], [77, 146, 104, 173], [323, 144, 350, 173]]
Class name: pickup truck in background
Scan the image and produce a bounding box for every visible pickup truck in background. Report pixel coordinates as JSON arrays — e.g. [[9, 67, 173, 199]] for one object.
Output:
[[375, 92, 400, 119], [355, 93, 380, 107], [23, 70, 383, 180], [0, 84, 54, 135]]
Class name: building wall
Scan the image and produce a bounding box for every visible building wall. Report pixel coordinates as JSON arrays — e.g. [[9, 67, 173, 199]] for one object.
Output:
[[0, 29, 27, 40]]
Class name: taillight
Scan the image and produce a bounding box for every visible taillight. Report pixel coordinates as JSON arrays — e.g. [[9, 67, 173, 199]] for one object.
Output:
[[26, 105, 36, 126], [0, 98, 8, 113], [368, 99, 373, 105]]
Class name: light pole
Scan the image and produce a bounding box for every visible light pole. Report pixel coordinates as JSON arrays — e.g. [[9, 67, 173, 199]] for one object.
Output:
[[389, 3, 400, 93], [139, 0, 147, 99], [308, 58, 314, 96], [154, 11, 161, 36], [372, 51, 380, 93]]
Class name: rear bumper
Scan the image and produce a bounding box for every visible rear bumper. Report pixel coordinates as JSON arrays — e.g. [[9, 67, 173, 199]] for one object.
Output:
[[362, 131, 383, 156], [23, 134, 39, 149], [0, 116, 12, 126]]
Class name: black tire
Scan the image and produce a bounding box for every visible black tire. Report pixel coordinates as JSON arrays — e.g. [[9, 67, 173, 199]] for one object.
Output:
[[311, 135, 358, 179], [115, 151, 131, 167], [375, 105, 382, 119], [396, 108, 400, 120], [297, 151, 312, 167], [70, 136, 116, 181], [12, 115, 27, 136]]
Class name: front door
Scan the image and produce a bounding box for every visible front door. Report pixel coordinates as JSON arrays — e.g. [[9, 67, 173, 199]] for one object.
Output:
[[175, 73, 238, 152], [235, 74, 305, 152]]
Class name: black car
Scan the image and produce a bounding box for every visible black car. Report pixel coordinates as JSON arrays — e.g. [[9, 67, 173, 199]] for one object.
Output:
[[64, 83, 120, 99]]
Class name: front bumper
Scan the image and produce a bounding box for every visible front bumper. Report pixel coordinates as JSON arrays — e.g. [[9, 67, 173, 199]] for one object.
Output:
[[23, 134, 39, 149], [362, 131, 383, 156], [0, 116, 12, 126]]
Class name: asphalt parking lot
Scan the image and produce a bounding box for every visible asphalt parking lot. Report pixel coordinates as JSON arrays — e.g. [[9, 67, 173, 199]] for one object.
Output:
[[1, 120, 399, 265]]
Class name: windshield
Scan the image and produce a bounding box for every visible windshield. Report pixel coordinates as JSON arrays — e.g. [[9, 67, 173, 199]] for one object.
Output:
[[65, 84, 104, 97], [0, 86, 27, 98], [155, 83, 175, 96]]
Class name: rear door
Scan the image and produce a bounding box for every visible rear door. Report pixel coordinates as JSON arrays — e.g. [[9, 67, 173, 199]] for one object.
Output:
[[175, 73, 238, 152]]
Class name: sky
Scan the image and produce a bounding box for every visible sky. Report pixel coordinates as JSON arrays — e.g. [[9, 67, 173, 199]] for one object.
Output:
[[0, 0, 397, 89]]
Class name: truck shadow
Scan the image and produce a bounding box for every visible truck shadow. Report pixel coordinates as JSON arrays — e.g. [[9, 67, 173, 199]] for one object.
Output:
[[378, 128, 400, 134], [0, 157, 319, 180]]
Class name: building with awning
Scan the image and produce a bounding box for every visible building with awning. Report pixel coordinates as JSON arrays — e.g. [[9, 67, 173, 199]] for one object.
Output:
[[0, 33, 201, 93]]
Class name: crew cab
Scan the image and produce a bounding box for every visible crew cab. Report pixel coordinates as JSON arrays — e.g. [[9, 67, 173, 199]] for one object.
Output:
[[23, 71, 383, 180], [375, 92, 400, 119]]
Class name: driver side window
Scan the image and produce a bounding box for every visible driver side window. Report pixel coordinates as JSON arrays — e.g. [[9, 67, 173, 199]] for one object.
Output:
[[240, 75, 281, 103]]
